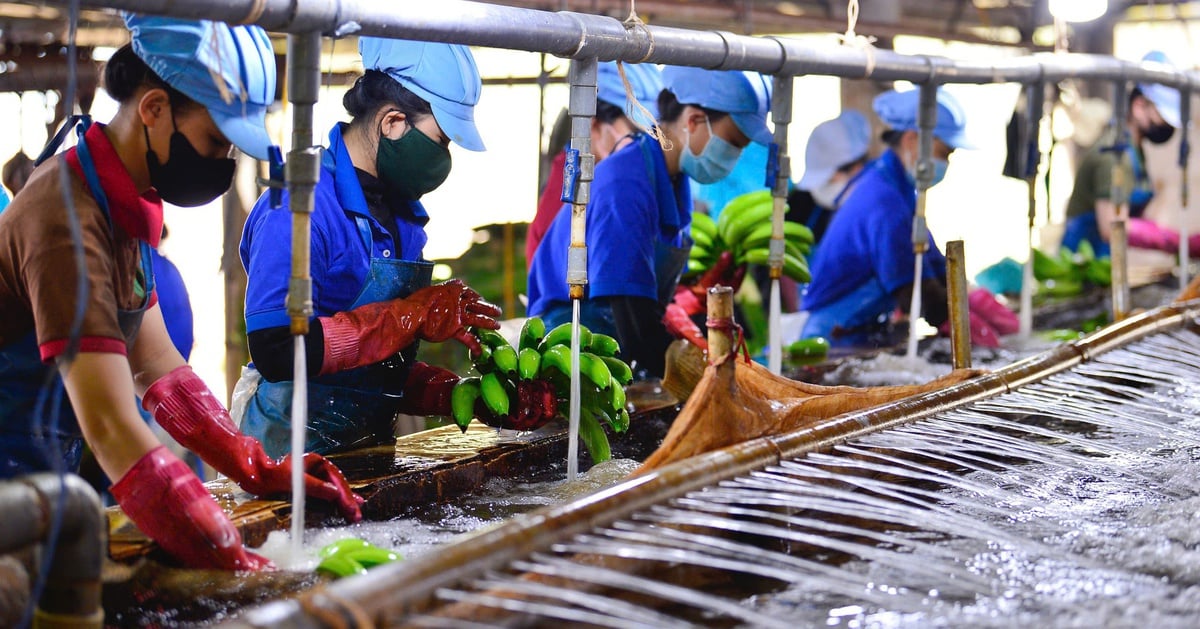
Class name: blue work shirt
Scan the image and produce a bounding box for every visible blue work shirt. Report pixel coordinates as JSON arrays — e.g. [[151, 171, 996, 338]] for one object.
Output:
[[802, 148, 945, 332], [150, 248, 193, 360], [241, 123, 429, 332], [527, 133, 691, 314]]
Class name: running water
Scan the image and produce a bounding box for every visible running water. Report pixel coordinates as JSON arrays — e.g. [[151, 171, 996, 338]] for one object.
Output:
[[399, 329, 1200, 627], [290, 334, 308, 562], [568, 298, 582, 481]]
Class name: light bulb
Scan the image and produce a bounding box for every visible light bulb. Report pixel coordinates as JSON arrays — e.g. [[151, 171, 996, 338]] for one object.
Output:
[[1048, 0, 1107, 23]]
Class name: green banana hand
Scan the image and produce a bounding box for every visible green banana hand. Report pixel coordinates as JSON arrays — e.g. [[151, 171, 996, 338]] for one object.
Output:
[[609, 383, 627, 414], [450, 378, 481, 431], [719, 193, 775, 246], [538, 322, 592, 352], [577, 351, 612, 390], [480, 372, 510, 417], [539, 344, 572, 377], [716, 190, 773, 244], [601, 356, 634, 386], [475, 328, 509, 349], [578, 407, 612, 463], [691, 211, 718, 239]]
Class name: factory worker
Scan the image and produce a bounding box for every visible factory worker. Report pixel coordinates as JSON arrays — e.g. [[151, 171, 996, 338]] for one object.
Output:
[[0, 15, 361, 571], [800, 87, 974, 348], [790, 109, 873, 245], [526, 61, 662, 269], [1062, 51, 1185, 257], [527, 67, 773, 378], [238, 37, 556, 457]]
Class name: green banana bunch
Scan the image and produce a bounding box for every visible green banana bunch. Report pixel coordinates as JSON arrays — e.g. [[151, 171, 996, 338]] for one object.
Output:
[[316, 537, 401, 579], [453, 318, 636, 465], [686, 189, 815, 286]]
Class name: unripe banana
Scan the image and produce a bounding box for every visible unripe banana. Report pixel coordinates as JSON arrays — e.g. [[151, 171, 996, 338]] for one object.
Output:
[[538, 322, 591, 352], [539, 344, 572, 377], [474, 345, 494, 374], [691, 228, 713, 250], [716, 190, 773, 243], [476, 328, 509, 349], [450, 378, 481, 432], [577, 409, 612, 463], [783, 253, 811, 283], [587, 333, 621, 357], [517, 347, 541, 380], [492, 345, 518, 376], [577, 352, 612, 390], [613, 408, 631, 432], [740, 247, 770, 266], [609, 383, 627, 414], [518, 317, 546, 351], [741, 222, 816, 252], [601, 356, 634, 386], [686, 258, 709, 276], [691, 211, 718, 238], [479, 372, 510, 417]]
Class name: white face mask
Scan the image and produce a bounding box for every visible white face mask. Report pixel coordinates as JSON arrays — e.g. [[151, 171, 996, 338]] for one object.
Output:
[[810, 179, 848, 209]]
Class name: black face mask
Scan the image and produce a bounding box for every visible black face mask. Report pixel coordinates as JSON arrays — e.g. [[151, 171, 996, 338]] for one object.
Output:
[[144, 114, 235, 207], [1143, 122, 1176, 145]]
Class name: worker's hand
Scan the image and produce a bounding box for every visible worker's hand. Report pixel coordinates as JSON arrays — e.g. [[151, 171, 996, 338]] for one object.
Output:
[[143, 366, 364, 523], [398, 361, 460, 416], [937, 311, 1002, 348], [320, 279, 502, 374], [1127, 218, 1181, 253], [110, 446, 273, 571], [935, 289, 1015, 349], [663, 302, 708, 350], [475, 378, 559, 432]]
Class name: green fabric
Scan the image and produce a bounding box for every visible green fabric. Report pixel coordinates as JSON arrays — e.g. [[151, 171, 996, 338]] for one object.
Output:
[[1065, 127, 1134, 219]]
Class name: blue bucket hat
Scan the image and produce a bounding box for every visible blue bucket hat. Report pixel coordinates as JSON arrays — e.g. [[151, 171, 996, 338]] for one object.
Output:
[[125, 13, 277, 161], [798, 109, 872, 190], [1137, 50, 1182, 129], [661, 67, 773, 145], [873, 87, 976, 150], [360, 37, 485, 152], [597, 61, 663, 127]]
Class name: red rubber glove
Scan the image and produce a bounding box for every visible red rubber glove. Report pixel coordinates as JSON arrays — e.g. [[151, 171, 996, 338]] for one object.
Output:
[[663, 302, 708, 350], [1127, 218, 1180, 252], [142, 366, 364, 523], [398, 361, 461, 416], [110, 446, 272, 571], [968, 288, 1019, 336], [319, 279, 502, 375], [1187, 233, 1200, 257], [938, 311, 1002, 348], [689, 251, 747, 301]]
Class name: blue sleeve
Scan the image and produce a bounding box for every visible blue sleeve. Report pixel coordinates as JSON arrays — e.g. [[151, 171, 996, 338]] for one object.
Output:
[[241, 189, 333, 333], [872, 193, 921, 295], [150, 251, 194, 360], [586, 160, 658, 301]]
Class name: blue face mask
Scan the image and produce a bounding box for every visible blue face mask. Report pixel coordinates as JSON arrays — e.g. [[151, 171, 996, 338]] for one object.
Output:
[[680, 117, 742, 184], [930, 158, 949, 188]]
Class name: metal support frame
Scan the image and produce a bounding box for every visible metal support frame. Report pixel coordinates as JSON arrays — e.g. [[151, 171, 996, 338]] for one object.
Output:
[[767, 74, 793, 375], [1019, 81, 1045, 338], [1109, 80, 1131, 322], [906, 83, 938, 360]]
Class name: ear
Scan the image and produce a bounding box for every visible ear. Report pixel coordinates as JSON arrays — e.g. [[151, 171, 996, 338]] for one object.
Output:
[[379, 109, 408, 139], [137, 88, 171, 129]]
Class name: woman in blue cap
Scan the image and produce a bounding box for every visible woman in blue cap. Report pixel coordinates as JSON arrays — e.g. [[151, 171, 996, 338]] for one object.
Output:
[[526, 61, 662, 268], [527, 67, 773, 378], [238, 37, 556, 457], [800, 87, 974, 348], [0, 15, 361, 571]]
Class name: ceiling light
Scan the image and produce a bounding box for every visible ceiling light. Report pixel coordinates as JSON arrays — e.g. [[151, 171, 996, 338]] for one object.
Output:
[[1048, 0, 1107, 23]]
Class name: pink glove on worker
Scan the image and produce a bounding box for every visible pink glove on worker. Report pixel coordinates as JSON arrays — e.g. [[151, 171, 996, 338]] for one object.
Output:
[[1127, 218, 1181, 253], [664, 302, 708, 350], [938, 288, 1018, 349], [319, 279, 502, 375], [110, 446, 272, 571], [142, 366, 363, 523]]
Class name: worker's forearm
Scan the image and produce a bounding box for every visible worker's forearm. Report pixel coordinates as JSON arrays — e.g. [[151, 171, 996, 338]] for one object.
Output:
[[61, 352, 161, 481]]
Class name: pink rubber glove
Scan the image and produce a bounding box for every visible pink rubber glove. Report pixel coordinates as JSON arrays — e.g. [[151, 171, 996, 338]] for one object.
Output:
[[320, 279, 502, 374], [938, 312, 1002, 349], [1186, 233, 1200, 257], [1127, 218, 1181, 252], [143, 366, 364, 523], [968, 288, 1019, 336], [664, 302, 708, 350], [110, 446, 273, 571]]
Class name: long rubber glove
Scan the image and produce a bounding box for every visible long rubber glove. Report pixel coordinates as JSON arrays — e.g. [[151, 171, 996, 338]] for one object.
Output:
[[320, 279, 502, 375], [968, 288, 1019, 336], [110, 446, 272, 571], [142, 366, 364, 523], [663, 302, 708, 350], [1127, 218, 1181, 252], [677, 251, 748, 316], [401, 361, 558, 432]]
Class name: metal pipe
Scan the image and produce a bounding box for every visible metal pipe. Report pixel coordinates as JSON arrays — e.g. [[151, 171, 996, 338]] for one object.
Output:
[[766, 74, 793, 375], [563, 56, 596, 482], [19, 0, 1200, 89], [706, 286, 735, 361], [1179, 86, 1191, 289], [230, 295, 1200, 628], [945, 240, 971, 369], [1111, 219, 1130, 321], [1019, 82, 1045, 338], [906, 82, 937, 360], [0, 474, 104, 628]]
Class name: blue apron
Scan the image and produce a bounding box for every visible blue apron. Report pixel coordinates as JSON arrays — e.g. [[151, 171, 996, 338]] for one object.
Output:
[[542, 135, 691, 332], [240, 215, 433, 459], [0, 116, 154, 478]]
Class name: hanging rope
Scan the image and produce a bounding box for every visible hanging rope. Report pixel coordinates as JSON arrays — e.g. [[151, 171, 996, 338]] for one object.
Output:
[[619, 0, 671, 149], [837, 0, 878, 76]]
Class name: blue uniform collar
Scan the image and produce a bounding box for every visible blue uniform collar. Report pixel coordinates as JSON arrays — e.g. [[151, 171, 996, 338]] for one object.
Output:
[[323, 123, 429, 225], [874, 148, 917, 212]]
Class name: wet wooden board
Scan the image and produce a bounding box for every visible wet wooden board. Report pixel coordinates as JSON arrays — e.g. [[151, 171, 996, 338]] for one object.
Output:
[[107, 383, 679, 564]]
